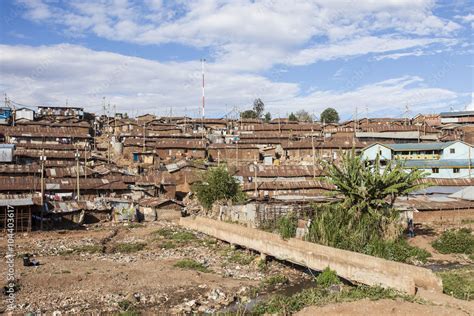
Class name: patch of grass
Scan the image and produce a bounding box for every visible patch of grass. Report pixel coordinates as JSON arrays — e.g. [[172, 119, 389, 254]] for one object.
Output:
[[277, 213, 297, 240], [253, 285, 417, 315], [316, 267, 341, 288], [152, 228, 197, 243], [152, 228, 174, 239], [263, 274, 289, 287], [171, 231, 196, 242], [227, 250, 255, 265], [437, 267, 474, 300], [174, 259, 211, 273], [364, 238, 431, 264], [113, 242, 146, 254], [158, 241, 177, 249], [58, 244, 103, 256], [432, 228, 474, 254], [127, 223, 143, 229], [118, 299, 133, 311], [61, 270, 71, 274]]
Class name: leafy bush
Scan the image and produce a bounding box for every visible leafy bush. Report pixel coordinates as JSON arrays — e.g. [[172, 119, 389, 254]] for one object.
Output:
[[277, 213, 297, 240], [437, 267, 474, 300], [174, 259, 211, 273], [193, 166, 246, 209], [316, 267, 341, 288], [432, 228, 474, 254]]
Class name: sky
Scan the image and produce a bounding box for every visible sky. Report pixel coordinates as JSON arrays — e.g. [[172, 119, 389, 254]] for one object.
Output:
[[0, 0, 473, 120]]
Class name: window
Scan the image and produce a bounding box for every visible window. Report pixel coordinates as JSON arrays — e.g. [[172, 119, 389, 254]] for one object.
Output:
[[453, 168, 460, 173], [431, 168, 439, 174], [450, 148, 455, 154]]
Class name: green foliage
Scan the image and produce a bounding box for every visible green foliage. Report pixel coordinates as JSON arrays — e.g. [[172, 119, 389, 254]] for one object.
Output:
[[264, 111, 272, 122], [227, 250, 256, 265], [277, 213, 297, 240], [320, 107, 340, 123], [306, 150, 430, 263], [288, 112, 298, 121], [113, 242, 146, 253], [193, 166, 246, 209], [253, 285, 416, 315], [158, 241, 177, 249], [295, 109, 313, 122], [432, 228, 474, 254], [240, 110, 258, 119], [174, 259, 211, 273], [316, 267, 341, 288], [364, 238, 431, 263], [263, 274, 289, 287], [253, 98, 265, 118], [437, 267, 474, 300]]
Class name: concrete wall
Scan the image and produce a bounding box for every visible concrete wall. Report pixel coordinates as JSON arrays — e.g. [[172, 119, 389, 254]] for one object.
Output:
[[180, 217, 442, 295]]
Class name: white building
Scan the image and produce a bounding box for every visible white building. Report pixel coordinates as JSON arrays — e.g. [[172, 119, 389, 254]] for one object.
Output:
[[14, 107, 35, 121], [361, 141, 474, 179]]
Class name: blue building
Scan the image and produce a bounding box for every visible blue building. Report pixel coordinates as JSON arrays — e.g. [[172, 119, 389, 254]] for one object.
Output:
[[361, 141, 474, 179]]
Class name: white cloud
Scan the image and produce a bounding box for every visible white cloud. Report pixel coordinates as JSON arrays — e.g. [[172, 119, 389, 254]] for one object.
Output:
[[0, 44, 465, 117], [14, 0, 463, 69]]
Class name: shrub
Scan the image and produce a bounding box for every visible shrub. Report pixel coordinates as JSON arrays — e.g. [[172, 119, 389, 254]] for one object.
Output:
[[174, 259, 211, 273], [193, 166, 246, 209], [277, 213, 297, 240], [364, 238, 431, 263], [316, 267, 341, 288], [432, 228, 474, 254]]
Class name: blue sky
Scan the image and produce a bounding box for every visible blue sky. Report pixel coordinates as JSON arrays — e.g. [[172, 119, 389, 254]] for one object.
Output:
[[0, 0, 472, 119]]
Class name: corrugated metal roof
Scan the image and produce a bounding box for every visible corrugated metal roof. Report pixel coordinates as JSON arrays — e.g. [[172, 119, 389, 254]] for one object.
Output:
[[384, 141, 457, 151], [401, 159, 474, 168], [440, 111, 474, 118]]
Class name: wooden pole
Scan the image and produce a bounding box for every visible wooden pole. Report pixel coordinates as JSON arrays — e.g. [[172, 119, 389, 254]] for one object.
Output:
[[40, 150, 45, 231]]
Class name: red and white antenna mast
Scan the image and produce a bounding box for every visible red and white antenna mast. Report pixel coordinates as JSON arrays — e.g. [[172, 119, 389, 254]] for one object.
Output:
[[201, 58, 206, 120]]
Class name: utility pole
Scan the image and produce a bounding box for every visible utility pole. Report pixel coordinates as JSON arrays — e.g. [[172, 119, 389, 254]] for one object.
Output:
[[311, 127, 316, 178], [40, 150, 46, 230], [143, 122, 146, 152], [84, 144, 88, 179], [200, 58, 206, 132], [254, 161, 258, 197], [75, 149, 80, 200], [469, 146, 472, 178]]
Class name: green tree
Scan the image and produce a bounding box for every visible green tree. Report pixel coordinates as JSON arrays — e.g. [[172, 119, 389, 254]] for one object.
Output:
[[306, 150, 429, 260], [320, 107, 340, 123], [264, 112, 272, 122], [288, 112, 298, 121], [193, 166, 246, 209], [253, 98, 265, 118], [240, 110, 258, 119], [295, 110, 313, 122]]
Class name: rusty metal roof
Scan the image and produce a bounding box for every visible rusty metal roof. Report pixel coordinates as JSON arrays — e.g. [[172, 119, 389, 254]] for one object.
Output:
[[238, 165, 326, 178], [242, 180, 334, 191], [138, 197, 183, 208], [0, 126, 90, 138]]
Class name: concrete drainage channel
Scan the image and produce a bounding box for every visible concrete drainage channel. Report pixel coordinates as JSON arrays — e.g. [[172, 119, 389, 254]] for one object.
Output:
[[179, 216, 443, 295]]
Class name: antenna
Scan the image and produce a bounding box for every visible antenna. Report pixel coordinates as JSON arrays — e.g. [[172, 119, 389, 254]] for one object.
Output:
[[200, 58, 206, 120]]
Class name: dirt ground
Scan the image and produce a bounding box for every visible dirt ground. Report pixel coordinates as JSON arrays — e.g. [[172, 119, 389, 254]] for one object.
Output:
[[0, 221, 310, 314], [296, 298, 472, 316], [1, 220, 473, 314]]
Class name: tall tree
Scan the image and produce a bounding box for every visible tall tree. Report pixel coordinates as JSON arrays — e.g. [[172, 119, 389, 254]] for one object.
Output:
[[320, 107, 340, 123], [288, 112, 298, 121], [253, 98, 265, 118], [264, 112, 272, 122], [240, 110, 258, 119], [295, 110, 313, 122]]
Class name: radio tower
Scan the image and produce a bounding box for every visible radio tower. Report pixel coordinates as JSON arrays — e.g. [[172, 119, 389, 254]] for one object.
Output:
[[201, 58, 206, 120]]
